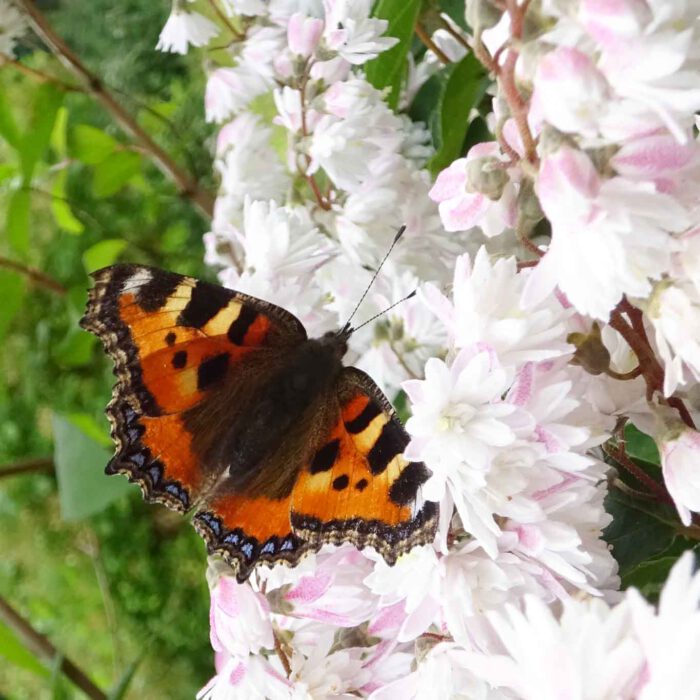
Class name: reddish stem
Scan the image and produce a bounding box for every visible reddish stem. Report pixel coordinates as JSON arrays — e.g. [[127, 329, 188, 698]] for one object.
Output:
[[604, 443, 674, 506]]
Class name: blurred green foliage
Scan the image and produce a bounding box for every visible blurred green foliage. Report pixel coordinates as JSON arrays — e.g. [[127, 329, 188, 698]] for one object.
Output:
[[0, 0, 216, 697]]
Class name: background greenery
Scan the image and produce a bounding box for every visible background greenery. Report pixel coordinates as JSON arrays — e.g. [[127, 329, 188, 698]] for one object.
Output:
[[0, 0, 693, 698]]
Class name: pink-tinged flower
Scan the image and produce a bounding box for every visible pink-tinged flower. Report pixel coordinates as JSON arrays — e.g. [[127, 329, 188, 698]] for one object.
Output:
[[532, 46, 610, 136], [322, 0, 398, 65], [281, 547, 377, 627], [429, 144, 517, 236], [156, 8, 219, 55], [287, 13, 324, 57], [197, 653, 291, 700], [658, 425, 700, 526], [611, 132, 700, 205], [580, 0, 700, 141], [628, 552, 700, 700], [526, 145, 688, 319], [209, 575, 273, 657]]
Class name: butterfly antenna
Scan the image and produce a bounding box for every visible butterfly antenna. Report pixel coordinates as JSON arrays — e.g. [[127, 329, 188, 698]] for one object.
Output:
[[349, 289, 417, 334], [340, 225, 406, 335]]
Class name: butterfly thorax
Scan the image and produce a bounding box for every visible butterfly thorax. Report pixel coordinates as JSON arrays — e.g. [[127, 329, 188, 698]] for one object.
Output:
[[195, 331, 349, 498]]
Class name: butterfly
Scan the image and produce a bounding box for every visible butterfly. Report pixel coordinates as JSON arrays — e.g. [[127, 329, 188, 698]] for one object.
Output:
[[80, 264, 438, 582]]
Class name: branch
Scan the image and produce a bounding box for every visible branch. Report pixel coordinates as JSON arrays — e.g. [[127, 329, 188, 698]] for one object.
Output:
[[415, 24, 451, 65], [18, 0, 215, 220], [0, 456, 54, 478], [0, 596, 108, 700], [0, 256, 66, 295], [0, 53, 82, 92]]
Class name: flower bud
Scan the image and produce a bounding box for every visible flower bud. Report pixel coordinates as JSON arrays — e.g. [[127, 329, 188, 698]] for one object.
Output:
[[657, 423, 700, 526], [287, 13, 324, 58], [466, 156, 509, 200], [567, 323, 611, 375], [465, 0, 504, 31]]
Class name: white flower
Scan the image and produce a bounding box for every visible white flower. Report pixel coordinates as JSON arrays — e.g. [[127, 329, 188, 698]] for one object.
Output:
[[629, 552, 700, 700], [0, 1, 26, 56], [214, 113, 290, 214], [462, 595, 644, 700], [526, 145, 689, 319], [364, 546, 444, 642], [205, 66, 269, 122], [647, 279, 700, 396], [404, 347, 522, 555], [421, 248, 571, 371], [370, 643, 501, 700], [156, 7, 219, 54], [657, 423, 700, 526], [321, 0, 398, 65]]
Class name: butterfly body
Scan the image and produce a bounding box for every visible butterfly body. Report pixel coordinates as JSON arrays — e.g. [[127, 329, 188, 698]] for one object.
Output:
[[82, 264, 437, 581]]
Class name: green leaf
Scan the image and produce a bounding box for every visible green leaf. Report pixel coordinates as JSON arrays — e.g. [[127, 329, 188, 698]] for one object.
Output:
[[439, 0, 468, 30], [20, 84, 63, 181], [51, 169, 84, 234], [428, 53, 488, 174], [0, 621, 50, 678], [50, 653, 71, 700], [51, 106, 69, 157], [625, 423, 661, 465], [603, 489, 678, 578], [365, 0, 422, 110], [71, 124, 119, 165], [0, 89, 21, 149], [6, 188, 31, 255], [82, 239, 127, 273], [622, 553, 683, 600], [63, 412, 112, 448], [53, 327, 97, 368], [92, 151, 141, 197], [52, 413, 130, 520]]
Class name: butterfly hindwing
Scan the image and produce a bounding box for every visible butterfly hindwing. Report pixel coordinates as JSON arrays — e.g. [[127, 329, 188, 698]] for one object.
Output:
[[81, 264, 307, 512], [290, 367, 438, 564]]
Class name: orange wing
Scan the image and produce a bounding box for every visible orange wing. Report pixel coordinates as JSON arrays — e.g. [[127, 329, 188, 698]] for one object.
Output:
[[81, 264, 306, 513], [290, 367, 438, 565]]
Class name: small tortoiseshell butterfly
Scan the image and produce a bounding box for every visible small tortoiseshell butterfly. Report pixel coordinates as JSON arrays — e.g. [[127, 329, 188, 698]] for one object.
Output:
[[81, 264, 438, 581]]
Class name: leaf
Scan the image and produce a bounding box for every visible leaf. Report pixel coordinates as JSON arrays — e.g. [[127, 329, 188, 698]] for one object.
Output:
[[20, 84, 63, 181], [82, 239, 127, 273], [0, 621, 50, 678], [603, 489, 678, 578], [52, 413, 130, 520], [92, 151, 141, 197], [50, 653, 71, 700], [51, 106, 69, 157], [51, 169, 84, 234], [365, 0, 422, 110], [71, 124, 119, 165], [0, 89, 20, 149], [622, 553, 684, 600], [625, 423, 661, 465], [6, 188, 31, 255], [0, 270, 25, 342], [438, 0, 468, 30], [53, 327, 97, 368], [63, 412, 112, 448], [428, 53, 488, 174]]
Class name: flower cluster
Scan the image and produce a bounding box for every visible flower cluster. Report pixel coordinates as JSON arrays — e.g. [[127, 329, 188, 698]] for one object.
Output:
[[152, 0, 700, 696], [0, 0, 27, 56]]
